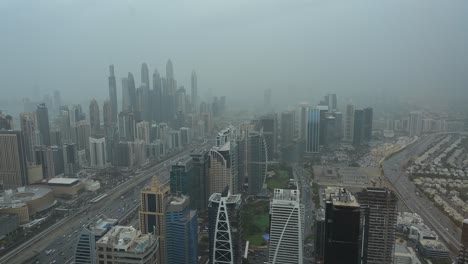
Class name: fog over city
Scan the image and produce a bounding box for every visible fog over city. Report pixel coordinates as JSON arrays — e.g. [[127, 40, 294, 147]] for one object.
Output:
[[1, 0, 468, 111]]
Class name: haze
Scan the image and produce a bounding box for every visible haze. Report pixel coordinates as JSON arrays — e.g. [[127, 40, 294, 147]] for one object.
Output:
[[1, 0, 467, 110]]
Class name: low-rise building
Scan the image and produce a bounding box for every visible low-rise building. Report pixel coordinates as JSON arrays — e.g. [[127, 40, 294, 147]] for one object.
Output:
[[47, 177, 84, 199], [417, 239, 450, 259], [0, 214, 19, 239]]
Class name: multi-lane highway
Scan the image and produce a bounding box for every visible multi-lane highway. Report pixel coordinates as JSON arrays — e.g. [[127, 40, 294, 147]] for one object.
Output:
[[1, 143, 208, 264], [383, 134, 462, 256]]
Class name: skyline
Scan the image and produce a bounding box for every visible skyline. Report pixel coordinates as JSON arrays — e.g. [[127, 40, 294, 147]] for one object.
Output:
[[1, 0, 468, 109]]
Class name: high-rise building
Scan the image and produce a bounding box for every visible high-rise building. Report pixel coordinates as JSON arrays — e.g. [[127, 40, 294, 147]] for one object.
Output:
[[140, 176, 170, 264], [75, 120, 90, 152], [0, 112, 13, 130], [74, 217, 117, 264], [152, 68, 163, 122], [19, 112, 37, 163], [190, 149, 210, 211], [208, 188, 242, 264], [268, 189, 304, 264], [180, 127, 191, 146], [306, 108, 320, 153], [409, 111, 423, 137], [209, 126, 238, 195], [36, 103, 51, 146], [280, 110, 295, 148], [89, 137, 107, 169], [362, 108, 373, 141], [63, 143, 79, 175], [165, 195, 198, 264], [176, 87, 187, 114], [96, 225, 159, 264], [0, 131, 28, 188], [89, 99, 100, 136], [353, 109, 364, 145], [119, 110, 136, 141], [324, 189, 368, 264], [136, 121, 150, 144], [325, 93, 338, 112], [299, 104, 308, 141], [108, 65, 118, 123], [141, 62, 150, 88], [458, 219, 468, 263], [356, 188, 397, 264], [246, 131, 268, 195], [53, 90, 61, 114], [191, 70, 198, 113], [257, 114, 277, 159], [343, 104, 355, 143], [170, 157, 193, 196], [127, 72, 137, 112]]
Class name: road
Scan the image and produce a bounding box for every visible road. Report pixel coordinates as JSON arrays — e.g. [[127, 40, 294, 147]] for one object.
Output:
[[2, 143, 208, 264], [382, 134, 462, 256]]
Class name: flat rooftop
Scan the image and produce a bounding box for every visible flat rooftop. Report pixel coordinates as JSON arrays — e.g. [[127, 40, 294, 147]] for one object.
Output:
[[48, 177, 80, 185]]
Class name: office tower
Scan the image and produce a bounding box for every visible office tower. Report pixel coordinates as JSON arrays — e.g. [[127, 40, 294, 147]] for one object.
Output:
[[19, 112, 37, 163], [89, 137, 107, 169], [0, 131, 28, 188], [208, 188, 242, 264], [362, 108, 373, 142], [53, 90, 61, 114], [353, 109, 364, 145], [179, 127, 191, 146], [191, 70, 198, 113], [324, 189, 368, 264], [50, 129, 62, 147], [344, 104, 355, 143], [324, 93, 337, 112], [136, 121, 150, 144], [122, 77, 131, 111], [165, 195, 198, 264], [356, 188, 397, 264], [315, 208, 326, 262], [458, 220, 468, 263], [0, 112, 13, 130], [152, 68, 163, 122], [299, 104, 308, 141], [247, 131, 268, 195], [140, 176, 170, 264], [96, 226, 159, 264], [102, 100, 112, 129], [190, 149, 209, 211], [170, 157, 193, 196], [165, 59, 176, 122], [119, 110, 136, 141], [127, 72, 137, 111], [75, 217, 117, 264], [209, 126, 238, 194], [257, 114, 277, 159], [89, 99, 100, 136], [334, 111, 343, 141], [141, 62, 150, 88], [176, 87, 187, 114], [280, 110, 295, 148], [409, 111, 423, 137], [108, 65, 118, 123], [36, 103, 51, 146], [306, 108, 320, 153], [137, 85, 151, 122], [59, 108, 73, 144], [63, 143, 79, 175], [76, 120, 90, 152], [268, 189, 304, 264]]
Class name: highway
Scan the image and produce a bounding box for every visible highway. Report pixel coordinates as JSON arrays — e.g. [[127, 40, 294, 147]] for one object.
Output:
[[382, 134, 462, 256], [1, 143, 208, 264]]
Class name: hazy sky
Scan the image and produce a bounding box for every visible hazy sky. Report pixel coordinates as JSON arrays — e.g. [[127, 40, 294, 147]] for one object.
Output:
[[1, 0, 467, 109]]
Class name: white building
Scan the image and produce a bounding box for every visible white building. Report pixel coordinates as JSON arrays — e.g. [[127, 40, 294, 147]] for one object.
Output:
[[136, 121, 150, 144], [89, 137, 107, 169], [268, 189, 304, 264]]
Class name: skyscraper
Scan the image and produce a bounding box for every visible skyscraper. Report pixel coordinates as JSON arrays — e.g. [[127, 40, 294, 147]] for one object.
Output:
[[36, 103, 51, 146], [362, 107, 373, 142], [247, 131, 268, 195], [209, 126, 238, 195], [119, 110, 136, 141], [208, 188, 242, 264], [136, 121, 150, 144], [344, 104, 355, 143], [280, 110, 295, 148], [63, 143, 79, 175], [353, 109, 364, 145], [190, 149, 210, 211], [127, 72, 137, 111], [19, 112, 37, 163], [140, 176, 170, 264], [108, 65, 118, 124], [138, 63, 151, 121], [141, 62, 150, 88], [191, 70, 198, 113], [165, 195, 198, 264], [306, 108, 320, 153], [102, 100, 112, 129], [0, 131, 28, 188], [257, 114, 277, 159], [89, 99, 100, 136], [268, 189, 304, 264], [324, 189, 368, 264], [170, 157, 193, 196], [356, 188, 397, 264], [89, 137, 107, 169], [152, 68, 163, 122]]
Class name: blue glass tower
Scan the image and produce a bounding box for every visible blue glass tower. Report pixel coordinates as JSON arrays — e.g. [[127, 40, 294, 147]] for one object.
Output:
[[165, 195, 199, 264]]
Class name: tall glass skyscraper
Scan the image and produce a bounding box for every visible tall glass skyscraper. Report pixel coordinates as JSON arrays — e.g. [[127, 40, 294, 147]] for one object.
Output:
[[306, 108, 320, 153]]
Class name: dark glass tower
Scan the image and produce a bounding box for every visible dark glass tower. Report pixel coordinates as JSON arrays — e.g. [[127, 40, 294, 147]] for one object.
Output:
[[36, 103, 51, 146], [108, 65, 118, 123]]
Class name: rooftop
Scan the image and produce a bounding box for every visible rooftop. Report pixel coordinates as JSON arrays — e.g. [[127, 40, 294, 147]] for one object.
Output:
[[97, 225, 156, 253], [209, 192, 242, 205], [48, 177, 80, 185], [0, 186, 53, 209], [273, 188, 300, 202], [87, 217, 118, 236]]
